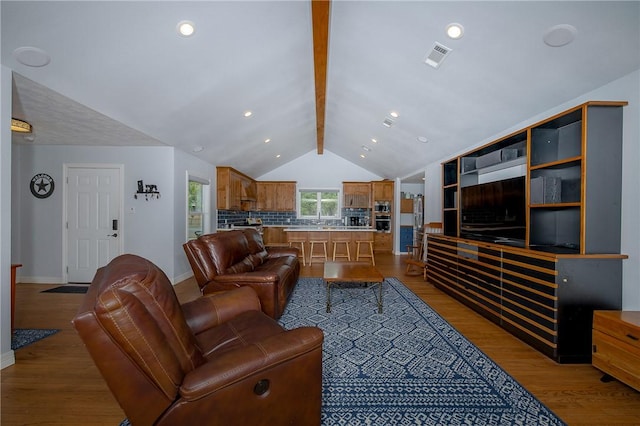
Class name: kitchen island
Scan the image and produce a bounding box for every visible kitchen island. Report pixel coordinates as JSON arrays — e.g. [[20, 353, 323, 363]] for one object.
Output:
[[284, 227, 375, 263]]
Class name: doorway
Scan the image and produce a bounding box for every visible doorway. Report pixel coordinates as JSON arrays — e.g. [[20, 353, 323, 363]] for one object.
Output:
[[64, 164, 123, 283]]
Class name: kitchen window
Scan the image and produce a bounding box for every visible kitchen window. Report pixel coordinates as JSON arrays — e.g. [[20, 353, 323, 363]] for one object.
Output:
[[187, 174, 210, 240], [299, 189, 339, 219]]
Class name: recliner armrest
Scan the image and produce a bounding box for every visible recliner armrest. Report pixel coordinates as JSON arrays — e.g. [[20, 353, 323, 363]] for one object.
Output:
[[181, 287, 261, 335], [179, 326, 324, 401], [266, 246, 299, 259]]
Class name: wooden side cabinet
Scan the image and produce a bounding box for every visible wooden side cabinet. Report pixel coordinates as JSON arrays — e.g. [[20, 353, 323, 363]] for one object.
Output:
[[427, 234, 624, 363], [592, 311, 640, 391]]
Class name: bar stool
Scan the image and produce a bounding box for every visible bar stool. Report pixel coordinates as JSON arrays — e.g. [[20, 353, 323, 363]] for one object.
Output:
[[288, 239, 306, 266], [356, 240, 375, 265], [308, 240, 328, 265], [332, 238, 351, 261]]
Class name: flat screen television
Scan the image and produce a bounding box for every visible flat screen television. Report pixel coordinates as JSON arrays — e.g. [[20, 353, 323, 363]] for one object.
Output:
[[460, 176, 526, 244]]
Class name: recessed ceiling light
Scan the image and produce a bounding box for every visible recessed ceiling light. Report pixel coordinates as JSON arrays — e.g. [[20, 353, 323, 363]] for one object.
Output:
[[417, 136, 428, 143], [276, 154, 281, 158], [264, 138, 271, 143], [390, 111, 399, 118], [446, 23, 464, 40], [13, 47, 50, 67], [543, 24, 577, 47], [360, 154, 366, 158], [243, 111, 253, 118], [177, 20, 195, 37], [371, 138, 378, 144]]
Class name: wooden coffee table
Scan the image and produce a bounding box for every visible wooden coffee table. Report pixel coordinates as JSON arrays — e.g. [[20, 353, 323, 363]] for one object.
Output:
[[323, 261, 385, 313]]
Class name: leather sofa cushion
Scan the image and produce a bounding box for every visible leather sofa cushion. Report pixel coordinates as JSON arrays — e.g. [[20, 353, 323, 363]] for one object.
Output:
[[225, 257, 255, 275], [195, 309, 285, 358]]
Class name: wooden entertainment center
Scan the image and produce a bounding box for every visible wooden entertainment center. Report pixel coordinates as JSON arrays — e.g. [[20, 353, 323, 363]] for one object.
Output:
[[428, 101, 628, 363]]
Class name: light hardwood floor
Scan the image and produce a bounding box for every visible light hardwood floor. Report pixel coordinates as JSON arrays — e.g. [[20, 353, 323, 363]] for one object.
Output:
[[3, 253, 639, 425]]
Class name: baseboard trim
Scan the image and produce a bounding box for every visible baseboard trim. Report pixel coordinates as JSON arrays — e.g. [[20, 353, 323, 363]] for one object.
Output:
[[1, 349, 15, 369], [16, 276, 66, 285], [173, 271, 193, 286]]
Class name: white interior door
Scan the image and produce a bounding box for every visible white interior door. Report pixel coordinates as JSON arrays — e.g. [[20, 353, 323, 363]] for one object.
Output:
[[66, 166, 122, 283]]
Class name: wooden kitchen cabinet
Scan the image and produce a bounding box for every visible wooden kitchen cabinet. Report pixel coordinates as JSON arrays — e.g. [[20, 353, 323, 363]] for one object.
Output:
[[593, 311, 640, 391], [256, 181, 296, 211], [372, 181, 393, 201], [374, 232, 392, 253], [217, 167, 256, 211], [343, 182, 371, 208], [263, 227, 287, 245], [400, 198, 413, 213], [276, 182, 296, 211]]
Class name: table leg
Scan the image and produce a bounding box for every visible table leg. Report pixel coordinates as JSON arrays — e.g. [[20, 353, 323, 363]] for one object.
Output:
[[326, 281, 332, 313], [11, 264, 22, 334]]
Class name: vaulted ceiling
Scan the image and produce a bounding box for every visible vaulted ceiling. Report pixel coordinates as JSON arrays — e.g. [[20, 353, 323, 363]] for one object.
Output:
[[3, 1, 639, 181]]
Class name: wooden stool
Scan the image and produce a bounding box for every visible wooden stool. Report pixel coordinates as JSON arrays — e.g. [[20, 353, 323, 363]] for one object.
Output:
[[288, 240, 306, 266], [356, 240, 375, 265], [308, 240, 328, 265], [332, 239, 351, 261]]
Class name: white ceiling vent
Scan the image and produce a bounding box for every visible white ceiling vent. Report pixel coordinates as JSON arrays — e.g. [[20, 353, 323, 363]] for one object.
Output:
[[383, 117, 394, 127], [424, 42, 452, 69]]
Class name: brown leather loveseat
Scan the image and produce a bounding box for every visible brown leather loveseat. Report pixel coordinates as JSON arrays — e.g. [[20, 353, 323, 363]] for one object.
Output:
[[183, 229, 300, 319], [73, 254, 323, 426]]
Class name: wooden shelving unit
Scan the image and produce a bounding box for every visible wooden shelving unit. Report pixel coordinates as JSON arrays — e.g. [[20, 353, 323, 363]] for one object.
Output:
[[430, 101, 628, 363]]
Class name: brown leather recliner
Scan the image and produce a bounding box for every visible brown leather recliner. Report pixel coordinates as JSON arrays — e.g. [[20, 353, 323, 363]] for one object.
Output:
[[183, 229, 300, 319], [73, 254, 323, 426]]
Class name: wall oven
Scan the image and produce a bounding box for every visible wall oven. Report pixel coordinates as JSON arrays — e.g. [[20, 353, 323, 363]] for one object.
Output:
[[375, 215, 390, 232]]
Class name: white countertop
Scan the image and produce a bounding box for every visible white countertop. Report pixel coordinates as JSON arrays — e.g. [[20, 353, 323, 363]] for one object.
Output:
[[283, 227, 375, 232]]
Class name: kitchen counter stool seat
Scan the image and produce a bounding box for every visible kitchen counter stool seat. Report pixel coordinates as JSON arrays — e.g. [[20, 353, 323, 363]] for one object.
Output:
[[356, 240, 375, 265], [332, 238, 351, 261], [309, 240, 328, 265], [288, 238, 306, 266]]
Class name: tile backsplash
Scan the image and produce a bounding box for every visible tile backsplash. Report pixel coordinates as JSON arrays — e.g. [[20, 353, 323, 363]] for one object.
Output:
[[218, 208, 370, 228]]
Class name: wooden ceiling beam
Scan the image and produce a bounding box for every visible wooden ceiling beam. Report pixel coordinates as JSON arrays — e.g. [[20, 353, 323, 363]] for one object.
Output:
[[312, 0, 330, 155]]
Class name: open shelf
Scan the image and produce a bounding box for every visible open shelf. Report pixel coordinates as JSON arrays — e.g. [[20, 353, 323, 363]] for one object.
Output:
[[440, 101, 626, 255]]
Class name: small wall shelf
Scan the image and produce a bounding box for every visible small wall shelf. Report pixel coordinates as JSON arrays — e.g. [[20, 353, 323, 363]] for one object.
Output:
[[134, 191, 160, 201], [135, 180, 160, 200]]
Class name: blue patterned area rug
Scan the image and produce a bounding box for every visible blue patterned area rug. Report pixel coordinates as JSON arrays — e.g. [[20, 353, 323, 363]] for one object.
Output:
[[120, 277, 565, 426], [11, 328, 59, 350], [278, 277, 565, 426]]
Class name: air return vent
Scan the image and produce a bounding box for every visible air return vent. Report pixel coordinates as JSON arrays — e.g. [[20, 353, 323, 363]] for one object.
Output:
[[424, 42, 452, 69]]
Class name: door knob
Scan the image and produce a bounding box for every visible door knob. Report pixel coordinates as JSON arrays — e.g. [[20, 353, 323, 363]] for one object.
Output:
[[108, 233, 118, 237]]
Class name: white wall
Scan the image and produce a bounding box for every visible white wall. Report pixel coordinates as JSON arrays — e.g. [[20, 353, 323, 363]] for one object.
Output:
[[173, 149, 216, 281], [12, 145, 176, 281], [422, 70, 640, 310], [258, 149, 381, 186], [398, 182, 424, 227], [1, 65, 16, 368]]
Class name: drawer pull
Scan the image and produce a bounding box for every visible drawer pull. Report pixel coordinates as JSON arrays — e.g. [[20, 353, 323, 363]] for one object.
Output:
[[626, 333, 639, 341]]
